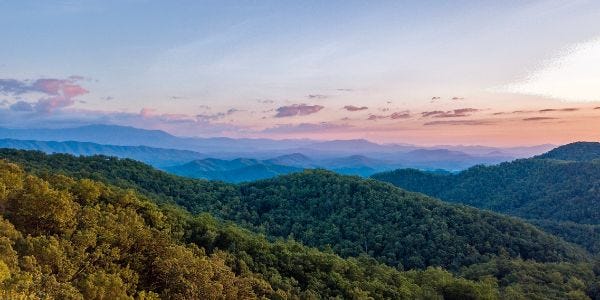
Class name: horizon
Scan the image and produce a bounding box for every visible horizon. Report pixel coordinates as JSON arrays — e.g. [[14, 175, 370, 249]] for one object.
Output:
[[0, 123, 563, 148], [1, 1, 600, 146]]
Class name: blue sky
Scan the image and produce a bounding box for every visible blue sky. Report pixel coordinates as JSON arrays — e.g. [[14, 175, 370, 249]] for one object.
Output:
[[1, 0, 600, 145]]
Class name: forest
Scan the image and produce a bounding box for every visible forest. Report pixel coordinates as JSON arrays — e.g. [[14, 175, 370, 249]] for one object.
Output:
[[1, 148, 600, 299], [371, 142, 600, 253]]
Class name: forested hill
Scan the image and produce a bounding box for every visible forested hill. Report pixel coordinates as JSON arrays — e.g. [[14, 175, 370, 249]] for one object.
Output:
[[4, 149, 600, 298], [0, 159, 507, 299], [535, 142, 600, 161], [371, 142, 600, 252], [0, 148, 587, 272]]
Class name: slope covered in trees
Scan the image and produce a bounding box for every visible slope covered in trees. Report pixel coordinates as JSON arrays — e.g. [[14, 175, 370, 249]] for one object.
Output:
[[3, 149, 600, 298], [0, 160, 508, 299], [371, 142, 600, 252], [536, 142, 600, 161], [0, 149, 587, 272]]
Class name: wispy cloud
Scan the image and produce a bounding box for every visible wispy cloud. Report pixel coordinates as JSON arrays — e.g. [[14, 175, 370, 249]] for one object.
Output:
[[196, 108, 240, 121], [261, 122, 351, 134], [422, 108, 479, 118], [307, 94, 328, 99], [539, 108, 579, 112], [368, 110, 411, 121], [424, 119, 496, 126], [522, 117, 558, 121], [343, 105, 368, 111], [275, 104, 324, 117]]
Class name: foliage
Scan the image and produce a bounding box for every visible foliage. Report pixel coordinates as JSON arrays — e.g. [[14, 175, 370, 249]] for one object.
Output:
[[371, 143, 600, 252], [0, 149, 587, 272], [0, 159, 508, 299]]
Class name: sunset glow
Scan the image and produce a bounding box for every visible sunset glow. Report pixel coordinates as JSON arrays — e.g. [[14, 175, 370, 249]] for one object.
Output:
[[1, 1, 599, 146]]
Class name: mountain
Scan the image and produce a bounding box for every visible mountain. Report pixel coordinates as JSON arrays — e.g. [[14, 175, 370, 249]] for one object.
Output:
[[0, 124, 315, 154], [536, 141, 600, 161], [165, 158, 302, 182], [394, 149, 512, 170], [3, 149, 599, 298], [0, 158, 511, 299], [0, 149, 587, 271], [264, 153, 315, 167], [0, 125, 549, 170], [372, 142, 600, 252], [0, 138, 206, 167]]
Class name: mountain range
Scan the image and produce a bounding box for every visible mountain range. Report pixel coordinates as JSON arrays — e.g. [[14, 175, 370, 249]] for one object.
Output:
[[1, 145, 599, 298], [0, 124, 560, 182]]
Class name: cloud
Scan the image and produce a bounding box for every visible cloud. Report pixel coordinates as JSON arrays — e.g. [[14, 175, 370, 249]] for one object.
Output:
[[390, 111, 411, 119], [368, 110, 411, 120], [538, 108, 579, 112], [595, 107, 600, 110], [0, 77, 89, 113], [275, 104, 324, 117], [0, 79, 31, 94], [307, 94, 328, 99], [261, 122, 351, 134], [0, 99, 9, 106], [522, 117, 558, 121], [424, 119, 496, 126], [368, 114, 387, 121], [257, 99, 275, 104], [10, 101, 34, 112], [196, 108, 240, 121], [421, 108, 480, 118], [343, 105, 368, 111], [500, 38, 600, 102]]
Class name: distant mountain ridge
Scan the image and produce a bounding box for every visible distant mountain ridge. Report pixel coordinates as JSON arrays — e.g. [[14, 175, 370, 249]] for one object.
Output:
[[0, 124, 552, 158], [165, 157, 303, 182], [0, 138, 206, 167]]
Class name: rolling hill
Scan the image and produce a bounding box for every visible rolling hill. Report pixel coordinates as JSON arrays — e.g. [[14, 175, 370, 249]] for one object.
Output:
[[0, 149, 587, 271], [372, 142, 600, 252], [2, 148, 599, 298]]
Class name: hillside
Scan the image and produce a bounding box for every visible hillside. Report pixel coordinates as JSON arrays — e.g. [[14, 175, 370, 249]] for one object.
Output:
[[0, 160, 511, 299], [371, 142, 600, 252], [536, 142, 600, 161], [0, 149, 587, 272], [3, 149, 600, 298]]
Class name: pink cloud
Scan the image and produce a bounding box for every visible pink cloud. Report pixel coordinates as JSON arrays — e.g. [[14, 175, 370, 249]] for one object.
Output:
[[1, 76, 89, 113], [421, 108, 480, 118], [343, 105, 368, 111], [390, 111, 411, 119], [275, 104, 324, 117]]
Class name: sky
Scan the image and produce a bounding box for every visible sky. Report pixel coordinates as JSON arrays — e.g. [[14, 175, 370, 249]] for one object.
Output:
[[1, 0, 600, 146]]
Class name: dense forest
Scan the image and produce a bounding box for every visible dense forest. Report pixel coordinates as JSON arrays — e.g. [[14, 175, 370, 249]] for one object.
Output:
[[371, 142, 600, 252], [0, 149, 586, 270], [2, 148, 600, 298], [0, 160, 503, 299]]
